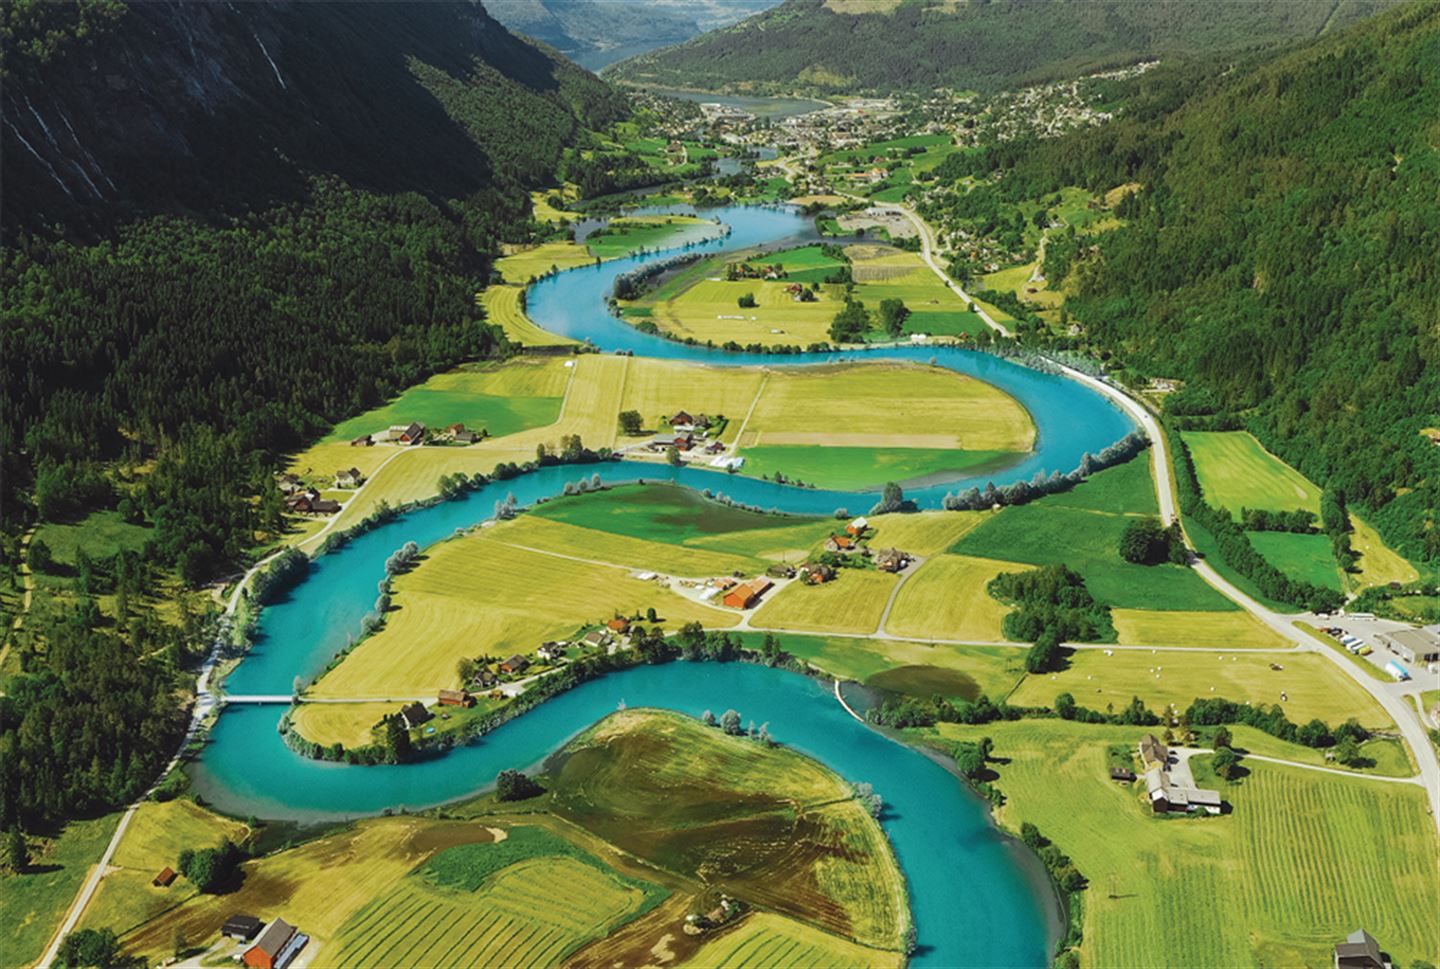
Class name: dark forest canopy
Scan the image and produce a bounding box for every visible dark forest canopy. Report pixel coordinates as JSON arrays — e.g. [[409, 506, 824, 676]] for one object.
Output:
[[608, 0, 1398, 95], [978, 3, 1440, 563]]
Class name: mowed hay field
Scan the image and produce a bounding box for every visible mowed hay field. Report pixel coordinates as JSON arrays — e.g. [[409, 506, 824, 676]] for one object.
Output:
[[310, 531, 738, 698], [288, 701, 397, 750], [1249, 531, 1344, 589], [924, 720, 1440, 969], [752, 570, 898, 634], [744, 632, 1024, 700], [79, 800, 248, 938], [1182, 431, 1321, 513], [479, 284, 577, 347], [118, 818, 501, 961], [885, 553, 1032, 641], [330, 854, 651, 969], [641, 276, 842, 346], [1110, 608, 1290, 649], [1011, 649, 1392, 728], [862, 510, 989, 557], [497, 242, 594, 284], [688, 912, 904, 969], [617, 359, 766, 439]]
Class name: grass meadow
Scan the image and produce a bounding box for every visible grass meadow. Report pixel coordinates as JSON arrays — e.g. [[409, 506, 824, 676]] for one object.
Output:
[[1182, 431, 1321, 514], [751, 570, 899, 634], [688, 911, 904, 969], [739, 445, 1015, 491], [496, 242, 594, 285], [3, 813, 121, 968], [1108, 608, 1290, 648], [885, 553, 1032, 642], [921, 720, 1440, 969], [1249, 531, 1344, 590]]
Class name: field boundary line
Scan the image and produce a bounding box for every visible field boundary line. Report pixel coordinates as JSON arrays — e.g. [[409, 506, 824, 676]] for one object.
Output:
[[1240, 752, 1422, 785], [727, 371, 771, 457]]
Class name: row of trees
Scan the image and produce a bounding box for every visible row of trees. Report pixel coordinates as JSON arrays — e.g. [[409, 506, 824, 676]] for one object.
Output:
[[942, 433, 1150, 511]]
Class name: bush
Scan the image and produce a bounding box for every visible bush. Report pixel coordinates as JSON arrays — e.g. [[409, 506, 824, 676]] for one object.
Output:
[[1118, 516, 1183, 565], [495, 769, 544, 802]]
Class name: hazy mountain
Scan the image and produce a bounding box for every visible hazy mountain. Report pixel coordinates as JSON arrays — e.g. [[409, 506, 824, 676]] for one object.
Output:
[[609, 0, 1400, 94], [485, 0, 781, 71]]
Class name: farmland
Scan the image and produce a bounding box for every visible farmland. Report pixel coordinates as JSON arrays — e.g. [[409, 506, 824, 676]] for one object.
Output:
[[2, 813, 121, 968], [478, 284, 577, 347], [584, 214, 720, 260], [751, 569, 899, 635], [687, 911, 904, 969], [884, 553, 1031, 642], [1249, 531, 1344, 590], [918, 720, 1440, 969], [1108, 608, 1290, 648], [1009, 648, 1394, 728], [496, 242, 595, 285], [1182, 431, 1321, 514]]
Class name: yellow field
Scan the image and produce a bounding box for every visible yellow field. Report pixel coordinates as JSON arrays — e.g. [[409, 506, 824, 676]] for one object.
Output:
[[688, 912, 903, 969], [927, 720, 1440, 969], [323, 445, 535, 530], [862, 510, 988, 557], [885, 554, 1032, 641], [617, 359, 766, 437], [529, 190, 571, 224], [289, 702, 398, 750], [741, 364, 1034, 453], [1111, 608, 1291, 649], [80, 800, 249, 938], [118, 818, 499, 961], [751, 570, 897, 634], [1010, 648, 1394, 728], [309, 531, 737, 697], [643, 276, 842, 346], [497, 242, 595, 285], [1349, 514, 1419, 589], [330, 856, 648, 968], [480, 284, 577, 347]]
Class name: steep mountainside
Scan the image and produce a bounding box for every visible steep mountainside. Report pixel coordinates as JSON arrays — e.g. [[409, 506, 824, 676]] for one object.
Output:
[[1008, 3, 1440, 563], [0, 0, 625, 575], [609, 0, 1398, 94], [2, 0, 626, 237], [486, 0, 780, 70]]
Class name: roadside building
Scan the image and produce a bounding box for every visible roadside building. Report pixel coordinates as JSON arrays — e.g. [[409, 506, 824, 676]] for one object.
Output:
[[350, 434, 373, 447], [223, 915, 263, 942], [537, 642, 566, 662], [845, 516, 870, 537], [874, 548, 910, 573], [723, 577, 773, 610], [389, 422, 425, 445], [335, 467, 363, 488], [437, 689, 474, 708], [454, 429, 480, 444], [1144, 764, 1222, 816], [581, 630, 610, 649], [1333, 929, 1389, 969], [243, 919, 297, 969], [400, 702, 431, 729], [1138, 734, 1169, 771], [308, 498, 341, 515], [499, 654, 530, 676], [1378, 627, 1440, 666]]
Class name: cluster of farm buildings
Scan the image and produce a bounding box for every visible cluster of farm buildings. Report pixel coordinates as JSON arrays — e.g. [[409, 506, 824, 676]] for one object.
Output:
[[347, 421, 483, 448], [1112, 734, 1223, 816], [632, 410, 731, 465]]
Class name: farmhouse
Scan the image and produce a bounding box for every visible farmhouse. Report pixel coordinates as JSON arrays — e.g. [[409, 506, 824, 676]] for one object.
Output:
[[582, 630, 610, 649], [846, 517, 870, 537], [1109, 766, 1136, 782], [243, 918, 306, 969], [454, 429, 480, 444], [825, 534, 856, 553], [1138, 734, 1169, 771], [308, 498, 341, 515], [670, 411, 695, 428], [767, 563, 797, 579], [1378, 627, 1440, 666], [152, 866, 176, 888], [350, 434, 373, 447], [277, 474, 303, 495], [607, 617, 632, 633], [335, 467, 363, 488], [437, 689, 474, 708], [1333, 928, 1390, 969], [499, 654, 530, 675], [1143, 766, 1222, 816], [723, 577, 773, 610], [400, 702, 431, 730], [874, 548, 910, 572], [223, 914, 263, 942], [389, 422, 425, 445], [537, 642, 566, 662], [802, 562, 835, 584]]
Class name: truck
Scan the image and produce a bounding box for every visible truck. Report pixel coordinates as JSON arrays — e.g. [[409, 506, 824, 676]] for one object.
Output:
[[1384, 660, 1411, 681]]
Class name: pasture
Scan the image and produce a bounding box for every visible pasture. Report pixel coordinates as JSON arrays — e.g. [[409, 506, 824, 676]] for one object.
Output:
[[1010, 648, 1393, 728], [1182, 431, 1321, 514], [862, 510, 989, 557], [1041, 456, 1158, 516], [638, 275, 841, 346], [479, 284, 577, 347], [549, 710, 907, 951], [497, 242, 595, 285], [1249, 531, 1344, 590], [1109, 608, 1290, 649], [923, 720, 1440, 969], [884, 553, 1032, 642], [3, 812, 121, 969], [34, 510, 152, 566], [751, 569, 898, 635], [585, 215, 718, 260], [688, 912, 904, 969], [740, 445, 1015, 491], [743, 244, 848, 284]]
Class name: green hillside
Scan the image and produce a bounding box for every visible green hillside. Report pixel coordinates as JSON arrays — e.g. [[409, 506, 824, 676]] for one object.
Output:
[[608, 0, 1396, 94]]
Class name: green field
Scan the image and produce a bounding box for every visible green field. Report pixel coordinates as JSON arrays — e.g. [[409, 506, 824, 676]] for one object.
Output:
[[688, 911, 903, 969], [951, 465, 1235, 612], [585, 215, 718, 260], [1182, 431, 1321, 514], [323, 362, 566, 444], [1041, 455, 1158, 516], [752, 570, 899, 635], [530, 483, 820, 546], [743, 244, 847, 284], [920, 720, 1440, 968], [3, 813, 121, 968], [1249, 531, 1344, 590], [885, 553, 1031, 642], [34, 510, 153, 565], [331, 828, 660, 968], [740, 444, 1017, 490]]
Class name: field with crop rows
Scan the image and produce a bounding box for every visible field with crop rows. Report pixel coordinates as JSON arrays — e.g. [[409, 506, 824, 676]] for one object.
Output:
[[688, 912, 904, 969], [752, 570, 897, 634]]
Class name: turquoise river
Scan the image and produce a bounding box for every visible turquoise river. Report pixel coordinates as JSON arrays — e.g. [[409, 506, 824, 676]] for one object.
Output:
[[193, 203, 1137, 967]]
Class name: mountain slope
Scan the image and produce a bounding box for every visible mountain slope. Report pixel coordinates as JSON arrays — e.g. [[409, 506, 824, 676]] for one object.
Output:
[[1015, 3, 1440, 564], [2, 0, 626, 237], [485, 0, 780, 71], [609, 0, 1398, 94]]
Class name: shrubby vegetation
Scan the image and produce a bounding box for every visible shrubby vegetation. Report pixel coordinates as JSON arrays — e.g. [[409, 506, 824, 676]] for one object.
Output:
[[987, 563, 1115, 670], [943, 433, 1149, 511], [1186, 697, 1370, 751]]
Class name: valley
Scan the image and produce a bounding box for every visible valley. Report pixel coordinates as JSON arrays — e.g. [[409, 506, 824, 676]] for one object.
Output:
[[3, 3, 1439, 969]]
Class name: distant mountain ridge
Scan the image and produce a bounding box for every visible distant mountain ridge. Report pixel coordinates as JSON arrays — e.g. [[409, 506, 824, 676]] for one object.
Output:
[[1, 0, 626, 237], [485, 0, 781, 71], [608, 0, 1400, 94]]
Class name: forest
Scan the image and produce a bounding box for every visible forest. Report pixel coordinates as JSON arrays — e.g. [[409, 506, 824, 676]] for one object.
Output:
[[978, 3, 1440, 566]]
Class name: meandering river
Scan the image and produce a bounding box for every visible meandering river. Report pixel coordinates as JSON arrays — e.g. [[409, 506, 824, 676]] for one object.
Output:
[[192, 202, 1136, 966]]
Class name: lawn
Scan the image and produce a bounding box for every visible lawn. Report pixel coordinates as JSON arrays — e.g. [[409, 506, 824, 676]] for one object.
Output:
[[739, 445, 1017, 491], [951, 497, 1236, 612], [308, 529, 738, 698], [919, 720, 1440, 969], [1249, 531, 1344, 590], [548, 710, 907, 952], [34, 510, 152, 565], [1182, 431, 1322, 514], [479, 284, 577, 347], [687, 911, 904, 969], [734, 631, 1023, 699], [1109, 608, 1290, 648], [116, 818, 580, 963], [885, 553, 1032, 642], [322, 360, 567, 445], [2, 812, 121, 968], [80, 800, 249, 939], [751, 569, 898, 635], [1010, 648, 1392, 728]]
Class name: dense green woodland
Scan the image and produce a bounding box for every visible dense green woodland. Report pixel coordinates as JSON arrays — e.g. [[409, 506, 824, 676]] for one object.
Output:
[[609, 0, 1396, 94], [988, 4, 1440, 564]]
